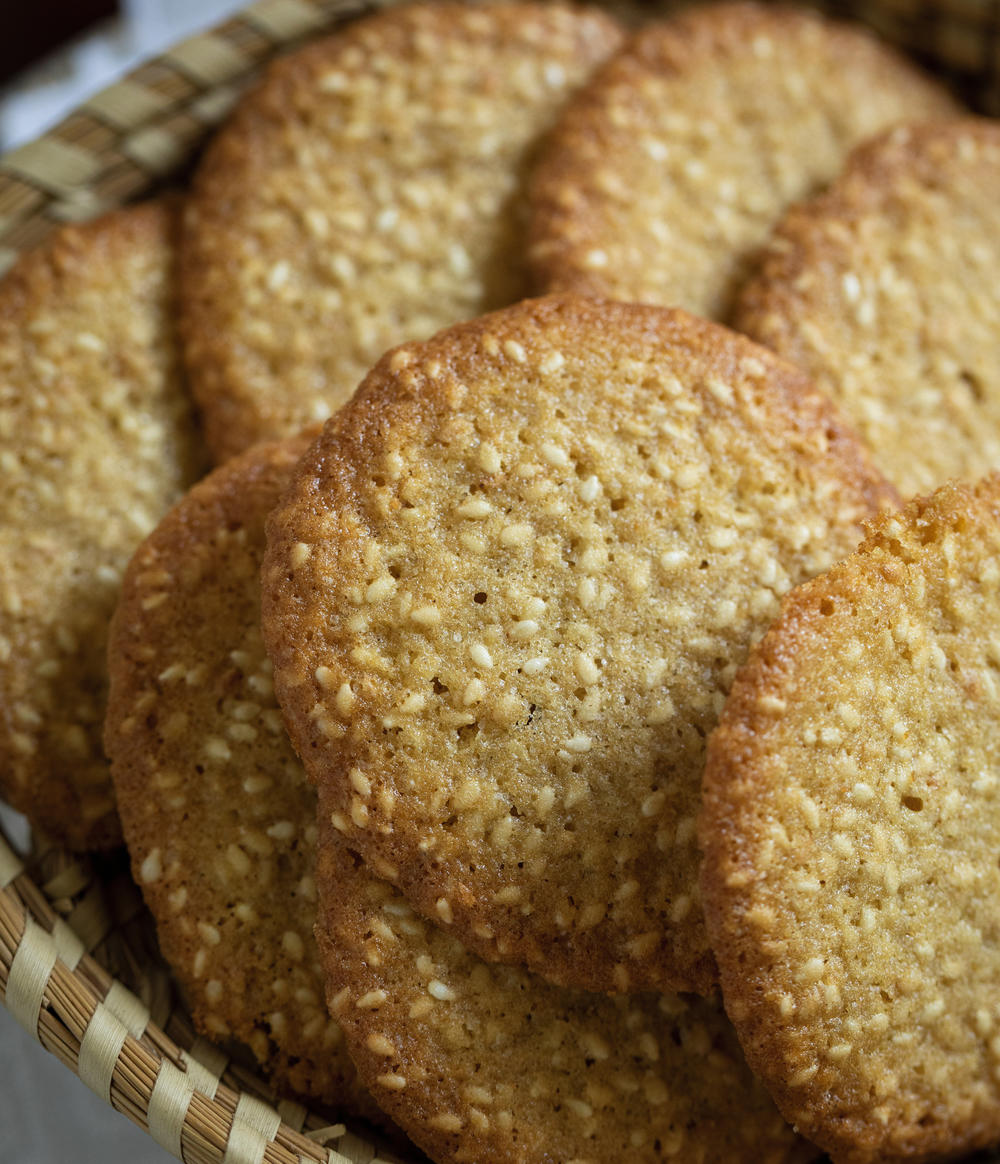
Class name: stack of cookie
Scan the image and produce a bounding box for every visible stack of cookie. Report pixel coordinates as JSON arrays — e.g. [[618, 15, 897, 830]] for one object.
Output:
[[5, 1, 1000, 1162]]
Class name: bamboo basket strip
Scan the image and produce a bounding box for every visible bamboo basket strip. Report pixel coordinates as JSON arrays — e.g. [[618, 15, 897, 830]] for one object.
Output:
[[0, 831, 398, 1164]]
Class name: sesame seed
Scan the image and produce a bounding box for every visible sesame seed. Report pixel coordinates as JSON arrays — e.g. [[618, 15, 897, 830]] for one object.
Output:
[[469, 643, 493, 668], [428, 979, 456, 1001], [366, 576, 396, 603], [410, 604, 441, 626], [350, 799, 370, 828], [574, 654, 599, 685], [541, 442, 570, 468], [282, 931, 305, 961], [377, 1073, 407, 1091], [335, 683, 356, 716], [203, 737, 231, 762], [139, 850, 162, 883], [578, 475, 600, 502], [436, 898, 454, 924], [430, 1114, 463, 1134], [456, 497, 493, 519], [500, 522, 534, 546]]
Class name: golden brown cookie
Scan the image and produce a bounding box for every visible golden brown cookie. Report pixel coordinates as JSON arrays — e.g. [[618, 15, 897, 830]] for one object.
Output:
[[104, 433, 381, 1121], [180, 1, 623, 463], [315, 793, 814, 1164], [262, 294, 896, 996], [701, 475, 1000, 1163], [735, 118, 1000, 499], [527, 2, 960, 321], [0, 201, 205, 850]]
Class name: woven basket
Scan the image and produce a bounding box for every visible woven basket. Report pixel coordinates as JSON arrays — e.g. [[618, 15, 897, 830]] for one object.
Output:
[[3, 0, 1000, 1160]]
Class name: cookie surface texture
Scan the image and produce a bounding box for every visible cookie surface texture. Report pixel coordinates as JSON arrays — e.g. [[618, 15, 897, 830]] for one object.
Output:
[[735, 119, 1000, 499], [701, 476, 1000, 1163], [262, 294, 896, 995], [527, 2, 959, 321], [315, 802, 812, 1164], [180, 0, 623, 462], [105, 433, 381, 1120], [0, 202, 205, 850]]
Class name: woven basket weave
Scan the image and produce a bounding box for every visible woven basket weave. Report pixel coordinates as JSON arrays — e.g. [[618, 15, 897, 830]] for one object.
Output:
[[2, 0, 1000, 1160]]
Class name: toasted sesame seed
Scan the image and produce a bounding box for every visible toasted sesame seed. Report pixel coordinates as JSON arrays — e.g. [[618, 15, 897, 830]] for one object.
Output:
[[430, 1114, 463, 1133], [436, 898, 454, 924], [541, 442, 570, 468], [335, 683, 356, 716], [140, 850, 162, 883], [428, 979, 456, 1001], [410, 604, 442, 626], [478, 443, 502, 473], [456, 497, 493, 519]]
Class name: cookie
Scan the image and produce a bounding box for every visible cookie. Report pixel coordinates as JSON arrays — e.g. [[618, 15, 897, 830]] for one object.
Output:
[[527, 2, 960, 322], [314, 795, 813, 1164], [734, 119, 1000, 499], [0, 201, 206, 850], [701, 476, 1000, 1163], [104, 433, 382, 1121], [180, 1, 623, 463], [262, 294, 896, 995]]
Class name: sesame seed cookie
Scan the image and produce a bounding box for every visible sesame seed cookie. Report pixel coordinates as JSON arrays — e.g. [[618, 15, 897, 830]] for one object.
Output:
[[315, 800, 814, 1164], [527, 2, 960, 322], [262, 294, 896, 995], [180, 1, 623, 463], [701, 475, 1000, 1162], [0, 201, 206, 851], [104, 433, 382, 1121], [734, 119, 1000, 499]]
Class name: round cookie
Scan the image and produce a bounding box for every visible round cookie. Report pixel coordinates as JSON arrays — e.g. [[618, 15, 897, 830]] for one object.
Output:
[[315, 796, 814, 1164], [701, 475, 1000, 1163], [734, 118, 1000, 499], [262, 294, 897, 995], [180, 1, 623, 463], [527, 2, 960, 322], [104, 433, 381, 1121], [0, 201, 206, 850]]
